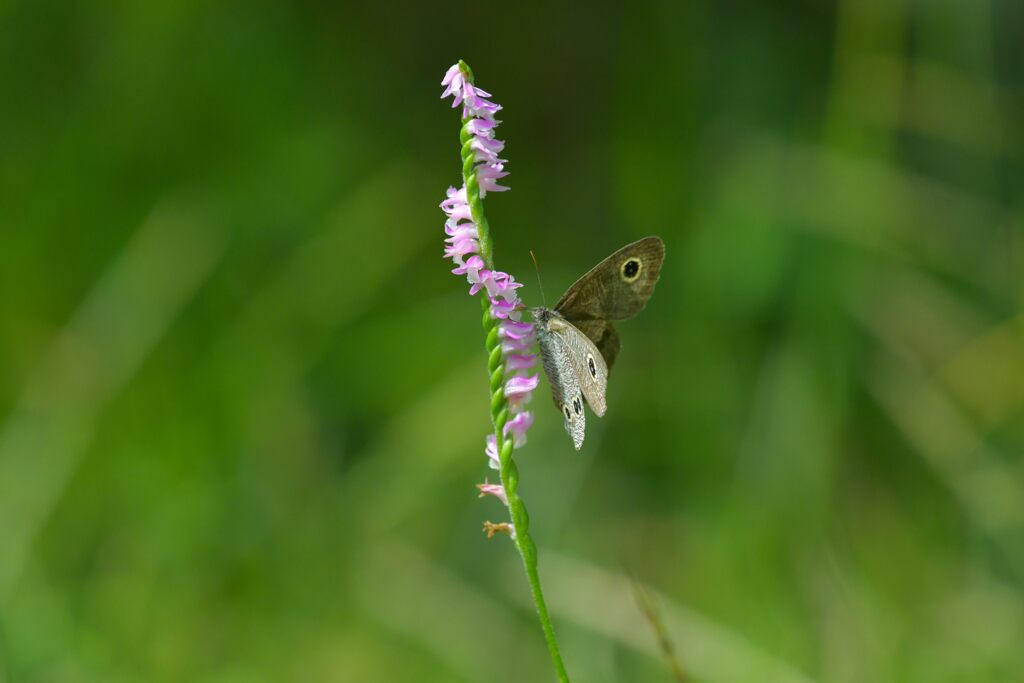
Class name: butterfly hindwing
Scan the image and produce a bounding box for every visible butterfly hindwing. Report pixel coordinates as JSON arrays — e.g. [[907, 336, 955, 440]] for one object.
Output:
[[557, 317, 608, 417], [571, 319, 621, 371]]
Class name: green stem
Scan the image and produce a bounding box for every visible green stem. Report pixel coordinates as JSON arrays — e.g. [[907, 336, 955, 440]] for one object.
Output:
[[457, 60, 570, 683], [481, 298, 570, 683]]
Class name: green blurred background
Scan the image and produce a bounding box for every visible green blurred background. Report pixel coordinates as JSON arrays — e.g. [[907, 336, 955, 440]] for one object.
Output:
[[2, 1, 1023, 681]]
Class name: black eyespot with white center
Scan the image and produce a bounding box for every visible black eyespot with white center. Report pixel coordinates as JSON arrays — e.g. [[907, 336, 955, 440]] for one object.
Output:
[[572, 396, 583, 415], [563, 405, 572, 420], [587, 354, 597, 378], [621, 258, 641, 281]]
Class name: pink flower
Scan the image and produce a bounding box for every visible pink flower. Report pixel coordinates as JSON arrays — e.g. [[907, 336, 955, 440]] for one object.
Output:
[[505, 353, 536, 371], [440, 64, 510, 199], [451, 254, 485, 280], [444, 236, 479, 262], [440, 64, 502, 119], [466, 118, 499, 136], [467, 269, 495, 296], [505, 374, 539, 397], [476, 163, 510, 196], [505, 374, 539, 413], [502, 339, 531, 356], [485, 433, 500, 470], [466, 93, 502, 120], [489, 297, 520, 320], [440, 185, 469, 213], [504, 411, 534, 447], [487, 272, 523, 301], [470, 136, 506, 166], [440, 64, 471, 108], [499, 320, 535, 351], [477, 480, 509, 506]]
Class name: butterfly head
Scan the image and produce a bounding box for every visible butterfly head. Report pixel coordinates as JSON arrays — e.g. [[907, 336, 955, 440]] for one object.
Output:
[[532, 308, 571, 341]]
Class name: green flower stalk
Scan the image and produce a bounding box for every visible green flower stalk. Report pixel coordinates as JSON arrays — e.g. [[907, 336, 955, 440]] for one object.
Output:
[[440, 61, 571, 682]]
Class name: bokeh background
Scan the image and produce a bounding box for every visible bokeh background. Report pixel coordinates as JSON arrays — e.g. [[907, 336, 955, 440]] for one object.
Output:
[[2, 1, 1023, 681]]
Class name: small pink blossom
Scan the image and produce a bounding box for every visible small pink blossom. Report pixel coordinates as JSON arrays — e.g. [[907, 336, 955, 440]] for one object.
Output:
[[504, 411, 534, 447], [487, 272, 523, 301], [470, 137, 506, 165], [451, 254, 485, 280], [440, 64, 502, 119], [502, 340, 532, 356], [502, 338, 535, 356], [463, 86, 502, 120], [444, 236, 479, 262], [476, 163, 509, 196], [505, 374, 539, 403], [440, 185, 468, 212], [467, 269, 495, 296], [499, 319, 534, 340], [445, 220, 476, 238], [477, 480, 509, 506], [440, 64, 470, 108], [485, 433, 501, 470], [505, 353, 536, 371], [489, 297, 520, 320], [506, 378, 538, 414], [445, 222, 477, 240], [466, 118, 499, 136]]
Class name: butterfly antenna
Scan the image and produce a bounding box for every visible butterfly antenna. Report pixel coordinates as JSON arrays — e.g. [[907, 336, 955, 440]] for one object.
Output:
[[530, 250, 546, 307]]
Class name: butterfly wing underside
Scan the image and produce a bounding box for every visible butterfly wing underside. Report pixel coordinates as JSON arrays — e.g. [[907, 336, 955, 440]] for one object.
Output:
[[555, 236, 665, 330], [570, 319, 621, 371], [537, 319, 587, 450], [558, 319, 608, 417]]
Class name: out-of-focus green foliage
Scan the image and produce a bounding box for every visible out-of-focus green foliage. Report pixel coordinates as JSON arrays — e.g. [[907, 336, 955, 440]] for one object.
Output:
[[1, 1, 1022, 681]]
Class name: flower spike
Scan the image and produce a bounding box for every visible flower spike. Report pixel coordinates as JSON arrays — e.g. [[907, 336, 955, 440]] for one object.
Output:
[[439, 61, 570, 681]]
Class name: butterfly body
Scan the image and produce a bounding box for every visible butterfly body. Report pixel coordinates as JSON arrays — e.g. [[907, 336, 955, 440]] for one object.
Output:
[[533, 236, 665, 450]]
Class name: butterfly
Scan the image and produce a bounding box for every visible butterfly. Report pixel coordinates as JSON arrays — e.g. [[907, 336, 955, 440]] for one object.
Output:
[[533, 236, 665, 449]]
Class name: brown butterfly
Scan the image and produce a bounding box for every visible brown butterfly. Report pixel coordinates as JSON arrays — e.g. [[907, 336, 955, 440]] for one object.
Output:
[[533, 236, 665, 449]]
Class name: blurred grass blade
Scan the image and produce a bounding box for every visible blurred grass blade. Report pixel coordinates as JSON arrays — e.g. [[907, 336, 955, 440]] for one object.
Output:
[[344, 359, 487, 533], [630, 572, 688, 681], [528, 553, 817, 683], [867, 356, 1024, 537], [852, 268, 1024, 540], [937, 313, 1024, 430], [359, 541, 546, 683], [0, 202, 223, 603]]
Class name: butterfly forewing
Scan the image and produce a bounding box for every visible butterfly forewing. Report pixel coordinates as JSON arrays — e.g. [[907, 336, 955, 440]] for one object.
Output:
[[537, 317, 587, 450], [555, 236, 665, 322]]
